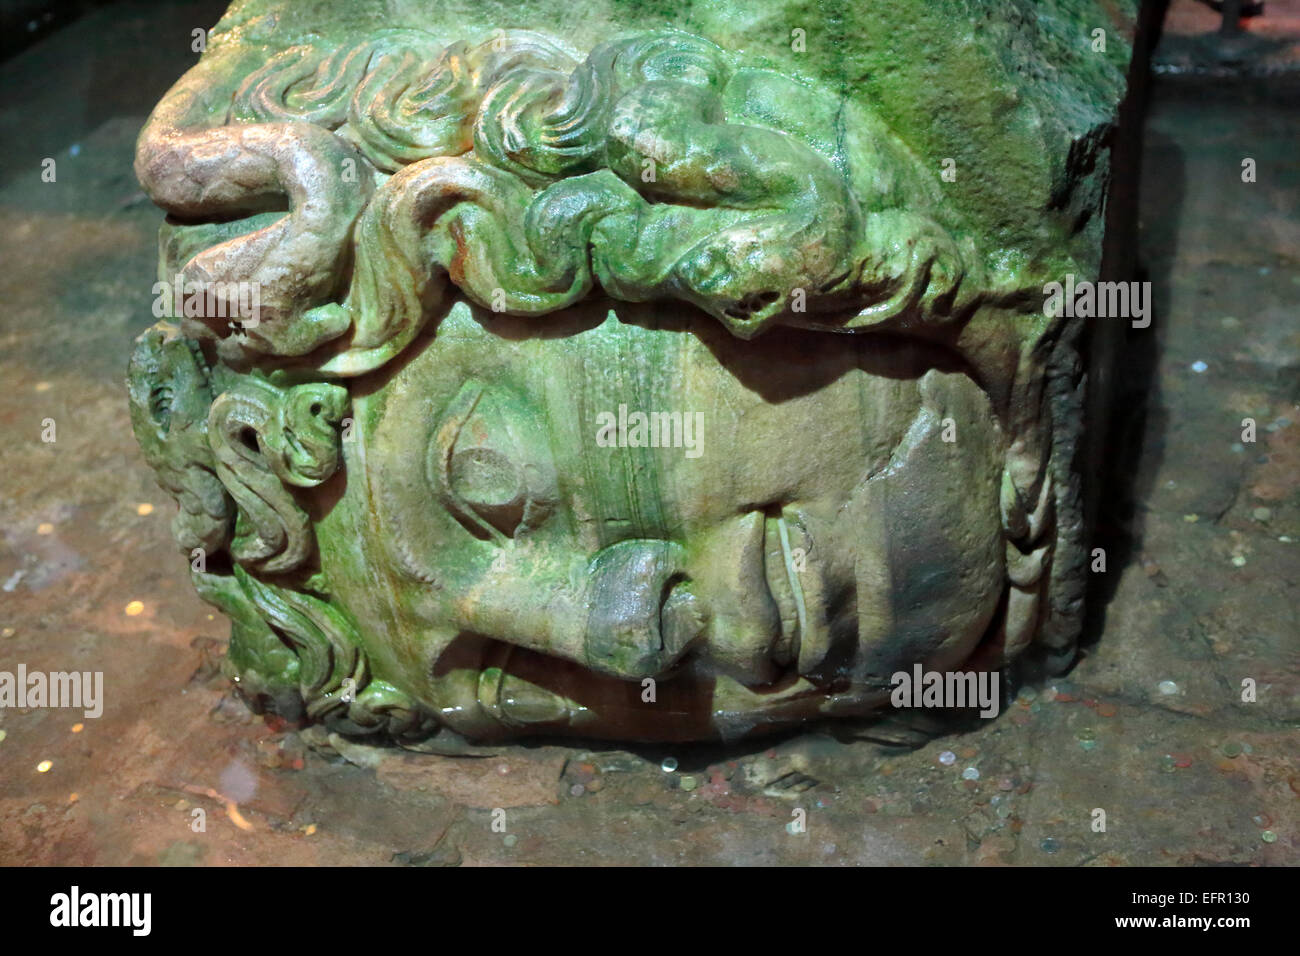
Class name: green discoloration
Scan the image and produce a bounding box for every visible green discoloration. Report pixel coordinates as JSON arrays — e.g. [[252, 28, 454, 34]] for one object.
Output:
[[128, 0, 1137, 742]]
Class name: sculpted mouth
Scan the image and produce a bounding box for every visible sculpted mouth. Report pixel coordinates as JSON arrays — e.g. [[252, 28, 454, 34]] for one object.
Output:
[[693, 506, 836, 686]]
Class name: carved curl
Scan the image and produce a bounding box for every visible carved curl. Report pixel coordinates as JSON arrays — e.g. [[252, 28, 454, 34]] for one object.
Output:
[[127, 322, 233, 556], [137, 28, 977, 374], [207, 376, 348, 574], [194, 566, 431, 737], [232, 567, 429, 735]]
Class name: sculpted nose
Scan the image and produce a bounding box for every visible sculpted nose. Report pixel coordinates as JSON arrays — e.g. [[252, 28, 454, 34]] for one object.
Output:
[[583, 539, 705, 679]]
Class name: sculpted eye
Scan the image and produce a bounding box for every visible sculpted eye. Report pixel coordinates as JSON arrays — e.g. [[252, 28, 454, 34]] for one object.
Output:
[[448, 444, 527, 532], [429, 381, 556, 540]]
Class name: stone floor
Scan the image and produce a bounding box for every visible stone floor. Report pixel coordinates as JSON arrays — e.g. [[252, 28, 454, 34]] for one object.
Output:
[[0, 1, 1296, 866]]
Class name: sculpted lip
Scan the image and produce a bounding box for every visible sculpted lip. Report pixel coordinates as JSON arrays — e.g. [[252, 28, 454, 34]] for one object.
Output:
[[762, 508, 804, 669], [761, 507, 834, 678]]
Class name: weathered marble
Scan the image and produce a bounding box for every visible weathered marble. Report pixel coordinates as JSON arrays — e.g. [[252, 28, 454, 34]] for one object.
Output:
[[129, 0, 1140, 741]]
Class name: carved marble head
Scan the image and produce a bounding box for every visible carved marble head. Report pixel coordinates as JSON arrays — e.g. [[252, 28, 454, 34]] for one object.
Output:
[[130, 1, 1122, 742]]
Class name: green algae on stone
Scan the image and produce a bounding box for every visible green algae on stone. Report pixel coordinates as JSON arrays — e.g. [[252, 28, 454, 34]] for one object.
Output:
[[128, 0, 1140, 742]]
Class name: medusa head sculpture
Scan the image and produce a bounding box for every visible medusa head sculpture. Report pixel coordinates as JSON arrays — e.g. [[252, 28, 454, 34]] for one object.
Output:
[[129, 3, 1110, 743]]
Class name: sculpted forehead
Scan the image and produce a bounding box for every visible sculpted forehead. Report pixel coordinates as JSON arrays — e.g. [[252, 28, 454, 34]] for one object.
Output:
[[357, 304, 935, 533]]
